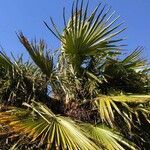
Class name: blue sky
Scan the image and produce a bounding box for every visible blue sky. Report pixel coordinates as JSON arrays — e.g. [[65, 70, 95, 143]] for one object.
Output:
[[0, 0, 149, 60]]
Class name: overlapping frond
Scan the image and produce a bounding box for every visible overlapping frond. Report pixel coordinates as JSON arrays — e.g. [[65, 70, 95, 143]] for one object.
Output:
[[0, 101, 138, 150]]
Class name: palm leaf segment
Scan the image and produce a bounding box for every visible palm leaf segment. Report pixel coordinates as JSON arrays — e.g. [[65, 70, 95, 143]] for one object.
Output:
[[0, 101, 136, 150]]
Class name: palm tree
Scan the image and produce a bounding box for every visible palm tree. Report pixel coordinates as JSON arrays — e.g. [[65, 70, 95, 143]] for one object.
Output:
[[0, 0, 150, 149]]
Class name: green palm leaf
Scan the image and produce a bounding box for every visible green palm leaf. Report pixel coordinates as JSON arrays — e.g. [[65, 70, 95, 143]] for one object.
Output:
[[18, 33, 54, 78], [94, 95, 150, 128], [45, 0, 125, 72], [81, 124, 136, 150], [94, 95, 130, 127], [0, 51, 13, 70], [122, 47, 147, 70]]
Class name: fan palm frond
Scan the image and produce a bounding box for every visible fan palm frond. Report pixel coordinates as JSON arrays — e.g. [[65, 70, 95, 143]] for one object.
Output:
[[81, 123, 136, 150], [0, 101, 99, 150], [94, 95, 130, 127], [105, 47, 147, 75], [94, 95, 150, 128], [122, 47, 147, 70], [0, 51, 13, 71], [18, 33, 54, 78], [45, 0, 125, 72]]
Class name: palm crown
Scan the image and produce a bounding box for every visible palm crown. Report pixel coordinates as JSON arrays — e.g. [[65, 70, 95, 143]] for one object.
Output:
[[0, 0, 150, 150]]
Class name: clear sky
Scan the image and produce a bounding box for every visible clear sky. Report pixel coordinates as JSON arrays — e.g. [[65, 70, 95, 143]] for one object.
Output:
[[0, 0, 149, 60]]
